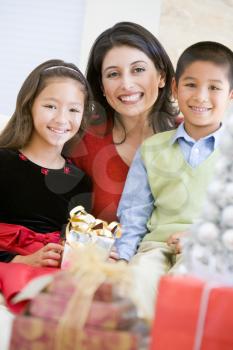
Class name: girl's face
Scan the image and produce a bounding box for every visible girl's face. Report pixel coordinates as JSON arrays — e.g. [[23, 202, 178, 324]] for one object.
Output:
[[101, 45, 165, 120], [31, 78, 85, 151]]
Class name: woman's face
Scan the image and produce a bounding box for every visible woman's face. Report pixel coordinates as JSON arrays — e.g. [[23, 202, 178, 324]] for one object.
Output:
[[101, 45, 165, 119]]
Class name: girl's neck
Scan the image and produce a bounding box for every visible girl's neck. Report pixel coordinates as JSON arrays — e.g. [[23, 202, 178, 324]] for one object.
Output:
[[20, 142, 65, 169]]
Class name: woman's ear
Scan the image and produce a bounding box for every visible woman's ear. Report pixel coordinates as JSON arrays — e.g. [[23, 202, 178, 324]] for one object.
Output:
[[101, 85, 106, 97], [158, 73, 166, 88], [172, 77, 178, 100], [230, 89, 233, 100]]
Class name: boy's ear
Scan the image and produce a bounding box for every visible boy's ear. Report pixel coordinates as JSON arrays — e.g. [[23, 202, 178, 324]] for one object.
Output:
[[230, 89, 233, 100], [172, 77, 178, 99]]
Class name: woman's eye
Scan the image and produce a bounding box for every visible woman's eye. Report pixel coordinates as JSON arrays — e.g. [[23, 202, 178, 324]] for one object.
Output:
[[133, 67, 146, 73], [107, 71, 119, 78]]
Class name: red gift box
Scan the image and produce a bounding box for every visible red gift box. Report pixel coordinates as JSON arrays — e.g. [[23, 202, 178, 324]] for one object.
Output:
[[10, 315, 142, 350], [9, 270, 149, 350], [150, 275, 233, 350], [47, 271, 116, 302], [29, 292, 137, 330]]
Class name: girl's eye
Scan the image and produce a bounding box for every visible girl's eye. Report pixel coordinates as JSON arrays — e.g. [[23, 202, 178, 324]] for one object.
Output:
[[70, 108, 80, 113], [133, 67, 146, 73], [185, 83, 196, 88], [44, 104, 56, 109]]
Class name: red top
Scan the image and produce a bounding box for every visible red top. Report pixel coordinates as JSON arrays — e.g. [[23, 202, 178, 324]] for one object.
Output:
[[72, 122, 129, 222]]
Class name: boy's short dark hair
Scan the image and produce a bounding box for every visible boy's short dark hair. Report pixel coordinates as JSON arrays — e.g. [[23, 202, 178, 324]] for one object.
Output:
[[175, 41, 233, 89]]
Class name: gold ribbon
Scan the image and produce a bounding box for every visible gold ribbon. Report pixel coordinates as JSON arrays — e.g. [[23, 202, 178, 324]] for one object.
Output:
[[54, 244, 132, 350], [66, 206, 122, 241]]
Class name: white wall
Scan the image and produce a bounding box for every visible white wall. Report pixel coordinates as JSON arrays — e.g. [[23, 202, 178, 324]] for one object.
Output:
[[0, 0, 86, 117], [0, 0, 162, 122], [79, 0, 162, 72]]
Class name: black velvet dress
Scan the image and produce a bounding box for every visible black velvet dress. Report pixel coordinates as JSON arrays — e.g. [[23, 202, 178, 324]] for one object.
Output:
[[0, 148, 92, 261]]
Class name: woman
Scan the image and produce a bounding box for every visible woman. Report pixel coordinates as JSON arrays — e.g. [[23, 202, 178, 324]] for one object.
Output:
[[72, 21, 179, 222]]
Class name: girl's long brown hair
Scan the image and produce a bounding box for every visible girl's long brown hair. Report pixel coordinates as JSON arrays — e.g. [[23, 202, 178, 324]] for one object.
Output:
[[0, 59, 93, 155]]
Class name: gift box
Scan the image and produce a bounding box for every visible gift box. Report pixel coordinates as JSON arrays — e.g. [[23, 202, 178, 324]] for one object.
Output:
[[150, 275, 233, 350], [9, 246, 149, 350], [47, 271, 117, 302], [61, 206, 121, 268], [10, 315, 144, 350], [28, 292, 137, 330]]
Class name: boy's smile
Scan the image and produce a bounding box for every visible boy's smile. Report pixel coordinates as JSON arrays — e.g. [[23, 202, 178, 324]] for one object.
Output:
[[173, 60, 233, 140]]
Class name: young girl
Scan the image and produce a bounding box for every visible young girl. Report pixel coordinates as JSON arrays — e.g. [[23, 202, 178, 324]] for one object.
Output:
[[0, 59, 92, 267], [72, 22, 179, 222]]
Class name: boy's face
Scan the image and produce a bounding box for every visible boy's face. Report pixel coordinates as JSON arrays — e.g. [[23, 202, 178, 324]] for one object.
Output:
[[173, 60, 233, 139]]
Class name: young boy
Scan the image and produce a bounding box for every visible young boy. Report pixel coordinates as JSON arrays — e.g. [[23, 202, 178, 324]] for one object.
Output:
[[115, 41, 233, 319]]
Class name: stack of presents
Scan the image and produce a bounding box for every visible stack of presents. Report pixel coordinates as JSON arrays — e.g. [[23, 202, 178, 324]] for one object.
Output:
[[7, 109, 233, 350]]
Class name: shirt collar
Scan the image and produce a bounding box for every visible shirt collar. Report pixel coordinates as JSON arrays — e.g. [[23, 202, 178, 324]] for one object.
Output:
[[170, 122, 223, 149]]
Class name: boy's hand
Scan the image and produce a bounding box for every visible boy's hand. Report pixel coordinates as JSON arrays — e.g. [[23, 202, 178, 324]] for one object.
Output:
[[108, 246, 119, 263], [167, 232, 187, 254]]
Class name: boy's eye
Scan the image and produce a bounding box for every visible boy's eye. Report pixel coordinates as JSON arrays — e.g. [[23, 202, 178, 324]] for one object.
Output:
[[209, 85, 220, 91]]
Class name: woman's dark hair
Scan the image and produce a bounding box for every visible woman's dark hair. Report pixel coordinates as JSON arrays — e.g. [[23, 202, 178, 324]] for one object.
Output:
[[86, 21, 178, 136], [0, 59, 93, 154], [175, 41, 233, 89]]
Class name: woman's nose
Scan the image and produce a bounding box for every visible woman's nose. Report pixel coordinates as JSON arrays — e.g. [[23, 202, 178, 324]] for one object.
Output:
[[120, 73, 135, 90]]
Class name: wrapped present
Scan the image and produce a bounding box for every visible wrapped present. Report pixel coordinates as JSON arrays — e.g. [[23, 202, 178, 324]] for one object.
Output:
[[47, 271, 117, 302], [150, 275, 233, 350], [61, 206, 121, 268], [28, 292, 137, 330], [10, 315, 145, 350], [10, 245, 149, 350]]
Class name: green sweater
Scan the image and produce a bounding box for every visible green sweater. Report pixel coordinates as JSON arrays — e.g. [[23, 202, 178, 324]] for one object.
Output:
[[141, 130, 219, 242]]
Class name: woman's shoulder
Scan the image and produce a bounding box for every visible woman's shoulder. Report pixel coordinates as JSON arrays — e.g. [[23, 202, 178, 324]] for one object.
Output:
[[84, 117, 113, 142], [75, 118, 113, 156]]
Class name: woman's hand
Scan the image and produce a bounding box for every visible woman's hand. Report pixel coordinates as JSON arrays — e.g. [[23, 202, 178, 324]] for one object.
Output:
[[167, 232, 187, 254], [11, 243, 64, 267]]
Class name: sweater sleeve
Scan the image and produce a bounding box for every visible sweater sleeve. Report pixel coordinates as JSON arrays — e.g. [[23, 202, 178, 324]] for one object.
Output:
[[115, 148, 154, 261]]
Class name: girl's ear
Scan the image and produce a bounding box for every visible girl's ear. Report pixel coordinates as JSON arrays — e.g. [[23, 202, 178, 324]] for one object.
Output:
[[172, 77, 178, 99]]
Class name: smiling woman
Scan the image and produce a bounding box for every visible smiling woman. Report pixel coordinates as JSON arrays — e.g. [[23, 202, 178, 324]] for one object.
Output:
[[72, 21, 179, 222], [0, 59, 92, 266]]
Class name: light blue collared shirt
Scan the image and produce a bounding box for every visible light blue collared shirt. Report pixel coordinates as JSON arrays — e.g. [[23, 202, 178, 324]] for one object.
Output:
[[115, 123, 222, 261]]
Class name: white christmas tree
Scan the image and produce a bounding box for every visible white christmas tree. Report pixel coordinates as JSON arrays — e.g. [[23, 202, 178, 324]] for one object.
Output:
[[183, 112, 233, 282]]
